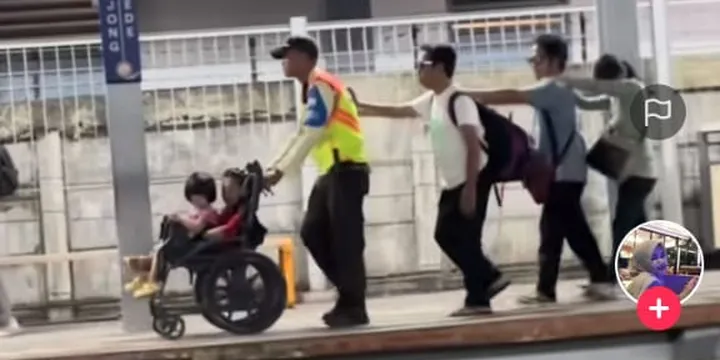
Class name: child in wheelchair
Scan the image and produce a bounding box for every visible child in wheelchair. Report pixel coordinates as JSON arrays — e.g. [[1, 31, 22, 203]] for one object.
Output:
[[124, 167, 262, 298], [124, 171, 220, 298], [202, 167, 264, 248], [142, 163, 282, 340]]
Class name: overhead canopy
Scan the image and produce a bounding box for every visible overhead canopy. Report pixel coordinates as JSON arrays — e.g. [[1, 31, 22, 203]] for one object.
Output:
[[0, 0, 98, 40]]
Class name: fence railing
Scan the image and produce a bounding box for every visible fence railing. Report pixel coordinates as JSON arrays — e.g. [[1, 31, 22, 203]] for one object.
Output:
[[0, 0, 719, 312]]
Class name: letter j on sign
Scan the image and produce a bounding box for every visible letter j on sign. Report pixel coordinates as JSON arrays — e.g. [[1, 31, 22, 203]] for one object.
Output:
[[98, 0, 142, 84]]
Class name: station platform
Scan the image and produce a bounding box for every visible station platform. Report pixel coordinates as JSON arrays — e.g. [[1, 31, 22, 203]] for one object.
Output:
[[4, 274, 720, 360]]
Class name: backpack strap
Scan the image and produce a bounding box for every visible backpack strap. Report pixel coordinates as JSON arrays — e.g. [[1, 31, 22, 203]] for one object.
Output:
[[540, 109, 576, 167], [447, 92, 503, 207], [448, 92, 488, 152]]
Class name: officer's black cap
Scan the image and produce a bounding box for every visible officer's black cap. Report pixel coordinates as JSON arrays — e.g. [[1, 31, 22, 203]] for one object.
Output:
[[270, 36, 319, 61]]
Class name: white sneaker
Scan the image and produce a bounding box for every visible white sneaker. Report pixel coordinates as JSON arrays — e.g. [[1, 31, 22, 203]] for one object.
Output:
[[0, 317, 21, 337], [584, 283, 617, 301]]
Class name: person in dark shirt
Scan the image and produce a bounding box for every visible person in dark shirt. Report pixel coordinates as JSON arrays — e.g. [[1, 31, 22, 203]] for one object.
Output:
[[205, 167, 248, 241]]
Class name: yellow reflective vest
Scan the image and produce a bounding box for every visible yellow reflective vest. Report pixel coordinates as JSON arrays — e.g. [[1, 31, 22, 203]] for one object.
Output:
[[307, 69, 368, 174]]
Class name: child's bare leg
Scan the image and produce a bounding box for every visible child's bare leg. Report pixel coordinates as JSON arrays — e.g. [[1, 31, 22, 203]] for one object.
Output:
[[133, 252, 163, 298], [147, 251, 161, 284], [124, 256, 152, 273], [123, 256, 153, 292]]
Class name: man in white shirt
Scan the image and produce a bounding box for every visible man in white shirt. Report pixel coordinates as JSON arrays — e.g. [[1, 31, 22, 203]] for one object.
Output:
[[353, 44, 510, 316]]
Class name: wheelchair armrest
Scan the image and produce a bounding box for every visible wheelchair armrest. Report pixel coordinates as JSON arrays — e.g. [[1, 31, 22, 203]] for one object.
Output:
[[223, 235, 250, 247], [196, 238, 226, 249], [178, 238, 225, 261]]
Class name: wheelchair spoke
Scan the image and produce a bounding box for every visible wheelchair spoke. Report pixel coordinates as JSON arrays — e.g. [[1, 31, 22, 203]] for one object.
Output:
[[206, 263, 266, 315], [199, 251, 286, 334]]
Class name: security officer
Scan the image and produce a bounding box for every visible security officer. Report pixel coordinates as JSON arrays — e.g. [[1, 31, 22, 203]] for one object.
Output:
[[264, 36, 370, 328]]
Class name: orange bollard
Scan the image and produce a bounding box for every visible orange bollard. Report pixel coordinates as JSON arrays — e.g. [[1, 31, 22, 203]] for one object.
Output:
[[277, 238, 296, 308]]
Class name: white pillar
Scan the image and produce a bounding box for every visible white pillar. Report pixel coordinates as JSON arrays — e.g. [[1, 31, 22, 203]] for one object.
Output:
[[99, 0, 154, 332], [37, 131, 72, 321], [289, 16, 328, 292], [595, 0, 643, 72], [650, 0, 684, 225], [412, 136, 443, 271]]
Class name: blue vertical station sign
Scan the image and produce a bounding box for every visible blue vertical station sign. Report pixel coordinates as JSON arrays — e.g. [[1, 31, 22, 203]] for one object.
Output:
[[98, 0, 142, 84]]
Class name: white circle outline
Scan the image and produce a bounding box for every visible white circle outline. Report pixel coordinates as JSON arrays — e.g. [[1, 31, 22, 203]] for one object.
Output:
[[613, 219, 704, 305]]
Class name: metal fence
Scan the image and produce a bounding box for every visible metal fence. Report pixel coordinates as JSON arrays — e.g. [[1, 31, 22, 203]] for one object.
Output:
[[0, 0, 719, 312]]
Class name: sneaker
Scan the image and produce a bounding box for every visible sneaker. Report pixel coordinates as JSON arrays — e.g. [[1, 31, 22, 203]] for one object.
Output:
[[133, 282, 160, 298], [488, 275, 511, 299], [0, 317, 21, 337], [449, 305, 492, 317], [583, 283, 616, 301], [518, 292, 556, 305], [124, 276, 144, 292]]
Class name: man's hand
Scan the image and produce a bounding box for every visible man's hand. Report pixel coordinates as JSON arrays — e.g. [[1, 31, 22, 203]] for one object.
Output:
[[263, 168, 283, 192], [619, 268, 632, 280], [459, 183, 477, 218]]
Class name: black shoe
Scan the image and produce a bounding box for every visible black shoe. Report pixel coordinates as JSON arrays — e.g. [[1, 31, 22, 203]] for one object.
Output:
[[488, 275, 511, 300], [322, 307, 369, 328]]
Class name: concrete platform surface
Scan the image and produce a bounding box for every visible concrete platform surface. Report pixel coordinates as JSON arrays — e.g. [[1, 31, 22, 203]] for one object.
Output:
[[3, 274, 720, 360]]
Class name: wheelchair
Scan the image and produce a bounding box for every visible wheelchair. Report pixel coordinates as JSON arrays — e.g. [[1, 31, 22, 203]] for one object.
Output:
[[148, 161, 287, 340]]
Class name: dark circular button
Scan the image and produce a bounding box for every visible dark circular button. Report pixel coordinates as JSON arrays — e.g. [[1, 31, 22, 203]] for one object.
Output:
[[629, 83, 687, 141]]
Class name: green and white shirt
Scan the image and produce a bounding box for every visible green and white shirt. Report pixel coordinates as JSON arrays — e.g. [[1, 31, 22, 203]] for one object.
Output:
[[408, 85, 488, 189]]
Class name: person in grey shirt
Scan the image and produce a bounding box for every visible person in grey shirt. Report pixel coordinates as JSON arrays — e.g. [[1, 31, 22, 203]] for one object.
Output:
[[465, 34, 614, 304], [558, 54, 657, 282]]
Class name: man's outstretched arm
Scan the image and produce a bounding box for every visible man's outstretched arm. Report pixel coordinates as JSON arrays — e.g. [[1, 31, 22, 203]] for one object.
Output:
[[462, 88, 531, 105], [574, 92, 611, 111], [463, 80, 561, 108], [355, 101, 418, 118], [353, 90, 430, 119]]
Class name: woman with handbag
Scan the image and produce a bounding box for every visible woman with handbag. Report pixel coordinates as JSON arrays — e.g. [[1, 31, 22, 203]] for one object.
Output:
[[558, 54, 657, 283]]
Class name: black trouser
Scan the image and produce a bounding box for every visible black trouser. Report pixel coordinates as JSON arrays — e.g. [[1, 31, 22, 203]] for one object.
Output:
[[300, 163, 369, 311], [160, 219, 193, 263], [609, 176, 656, 279], [435, 174, 501, 307], [538, 181, 610, 299]]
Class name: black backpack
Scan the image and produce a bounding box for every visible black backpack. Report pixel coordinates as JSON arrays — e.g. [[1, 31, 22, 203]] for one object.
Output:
[[0, 145, 19, 197], [447, 92, 535, 205]]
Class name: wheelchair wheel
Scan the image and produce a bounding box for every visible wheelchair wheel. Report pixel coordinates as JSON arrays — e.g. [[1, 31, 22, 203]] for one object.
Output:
[[200, 250, 287, 335], [194, 271, 229, 330], [152, 315, 185, 340]]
